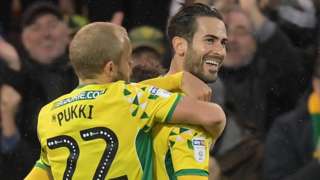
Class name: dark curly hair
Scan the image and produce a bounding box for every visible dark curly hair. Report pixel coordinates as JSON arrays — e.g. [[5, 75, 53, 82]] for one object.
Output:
[[167, 3, 224, 43]]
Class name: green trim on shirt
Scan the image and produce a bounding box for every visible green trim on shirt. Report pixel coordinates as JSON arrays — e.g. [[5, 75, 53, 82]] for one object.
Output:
[[165, 150, 177, 180], [35, 160, 50, 170], [176, 169, 209, 176], [165, 94, 182, 123], [136, 130, 153, 180]]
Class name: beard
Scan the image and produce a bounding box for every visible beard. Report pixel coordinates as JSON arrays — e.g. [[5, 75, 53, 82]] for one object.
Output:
[[185, 48, 217, 83]]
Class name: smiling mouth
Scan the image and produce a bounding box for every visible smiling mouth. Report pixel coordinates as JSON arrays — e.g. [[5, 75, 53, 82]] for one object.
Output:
[[203, 58, 222, 74], [205, 59, 220, 66], [205, 58, 222, 68]]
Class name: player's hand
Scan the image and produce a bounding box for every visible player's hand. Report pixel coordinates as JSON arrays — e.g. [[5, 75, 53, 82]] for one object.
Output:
[[180, 72, 212, 102]]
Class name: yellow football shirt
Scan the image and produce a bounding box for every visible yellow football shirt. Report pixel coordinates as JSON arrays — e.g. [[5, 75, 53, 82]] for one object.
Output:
[[152, 124, 212, 180], [141, 73, 213, 179], [37, 81, 181, 180]]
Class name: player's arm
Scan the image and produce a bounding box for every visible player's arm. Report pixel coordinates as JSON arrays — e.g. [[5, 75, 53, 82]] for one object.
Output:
[[25, 160, 53, 180], [140, 71, 212, 101], [169, 97, 226, 139], [143, 85, 224, 138]]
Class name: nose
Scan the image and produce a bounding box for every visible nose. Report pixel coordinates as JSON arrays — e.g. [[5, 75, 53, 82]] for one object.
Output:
[[39, 26, 52, 38], [212, 41, 226, 57]]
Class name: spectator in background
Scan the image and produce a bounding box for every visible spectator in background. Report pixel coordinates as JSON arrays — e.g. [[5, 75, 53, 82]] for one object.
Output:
[[214, 0, 318, 83], [87, 0, 172, 32], [0, 0, 14, 34], [264, 57, 320, 180], [209, 0, 306, 179], [131, 46, 165, 82], [264, 0, 317, 48], [129, 25, 166, 82], [58, 0, 88, 35], [169, 0, 215, 18], [0, 2, 77, 179], [0, 36, 20, 71], [262, 0, 318, 83], [218, 0, 306, 135], [0, 29, 23, 169]]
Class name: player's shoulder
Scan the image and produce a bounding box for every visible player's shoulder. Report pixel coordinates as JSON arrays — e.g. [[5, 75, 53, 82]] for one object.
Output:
[[125, 82, 153, 95], [38, 83, 110, 114]]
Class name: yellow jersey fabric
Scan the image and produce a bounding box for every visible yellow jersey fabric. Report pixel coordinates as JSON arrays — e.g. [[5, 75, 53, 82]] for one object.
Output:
[[37, 81, 181, 180], [153, 124, 212, 180], [25, 159, 52, 180], [141, 74, 212, 179]]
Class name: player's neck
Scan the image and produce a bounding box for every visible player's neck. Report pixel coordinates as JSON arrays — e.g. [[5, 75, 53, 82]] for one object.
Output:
[[167, 55, 185, 75], [78, 76, 113, 86]]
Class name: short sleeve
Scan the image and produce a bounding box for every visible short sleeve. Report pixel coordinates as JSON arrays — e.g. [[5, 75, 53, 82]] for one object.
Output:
[[25, 159, 51, 180], [140, 72, 183, 92], [123, 83, 182, 132], [39, 147, 50, 168]]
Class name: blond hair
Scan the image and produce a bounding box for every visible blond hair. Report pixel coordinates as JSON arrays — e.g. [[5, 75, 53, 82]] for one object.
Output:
[[69, 22, 126, 79]]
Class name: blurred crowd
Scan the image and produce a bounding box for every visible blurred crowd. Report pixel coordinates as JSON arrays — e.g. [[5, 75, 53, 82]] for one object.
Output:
[[0, 0, 319, 179]]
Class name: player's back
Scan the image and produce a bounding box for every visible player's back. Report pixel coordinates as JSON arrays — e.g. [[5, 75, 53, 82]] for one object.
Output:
[[37, 81, 178, 180]]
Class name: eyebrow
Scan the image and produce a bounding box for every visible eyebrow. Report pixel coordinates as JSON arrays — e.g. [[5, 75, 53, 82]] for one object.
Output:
[[204, 34, 228, 42]]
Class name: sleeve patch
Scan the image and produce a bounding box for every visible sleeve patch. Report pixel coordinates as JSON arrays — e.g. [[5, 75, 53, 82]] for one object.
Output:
[[192, 138, 206, 163], [149, 87, 171, 98]]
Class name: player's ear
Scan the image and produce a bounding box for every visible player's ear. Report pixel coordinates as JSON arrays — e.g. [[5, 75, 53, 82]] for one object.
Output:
[[172, 36, 187, 57], [103, 60, 116, 77]]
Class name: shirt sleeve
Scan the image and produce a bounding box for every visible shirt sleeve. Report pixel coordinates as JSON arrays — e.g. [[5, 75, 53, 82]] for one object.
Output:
[[168, 126, 212, 177], [25, 159, 51, 180], [37, 107, 51, 168], [124, 83, 182, 132], [139, 72, 183, 92], [39, 147, 50, 168]]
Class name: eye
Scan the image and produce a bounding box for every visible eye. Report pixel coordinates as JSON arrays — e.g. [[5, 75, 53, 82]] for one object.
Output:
[[205, 38, 215, 44], [221, 40, 228, 47], [223, 41, 229, 51]]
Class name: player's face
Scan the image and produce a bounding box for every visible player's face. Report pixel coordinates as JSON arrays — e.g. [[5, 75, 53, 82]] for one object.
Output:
[[185, 16, 227, 83]]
